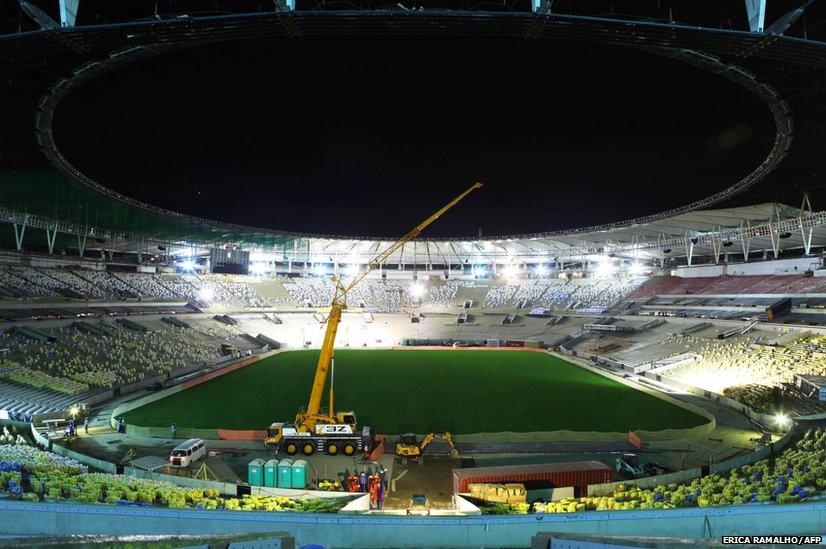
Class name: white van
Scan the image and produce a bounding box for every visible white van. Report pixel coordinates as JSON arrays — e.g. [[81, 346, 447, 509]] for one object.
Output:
[[169, 438, 206, 468]]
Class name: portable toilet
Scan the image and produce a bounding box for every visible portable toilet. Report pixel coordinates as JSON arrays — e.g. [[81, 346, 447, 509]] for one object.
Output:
[[264, 459, 278, 487], [277, 458, 293, 488], [247, 459, 265, 486], [291, 459, 308, 490]]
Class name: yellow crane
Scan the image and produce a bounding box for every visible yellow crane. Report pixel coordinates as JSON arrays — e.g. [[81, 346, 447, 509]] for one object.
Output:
[[265, 182, 483, 456]]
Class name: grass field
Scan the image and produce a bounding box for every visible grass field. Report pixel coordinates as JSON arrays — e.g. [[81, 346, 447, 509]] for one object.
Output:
[[123, 350, 708, 434]]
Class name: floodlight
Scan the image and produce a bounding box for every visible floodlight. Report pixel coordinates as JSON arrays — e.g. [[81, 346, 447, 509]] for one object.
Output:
[[69, 406, 79, 418], [249, 262, 270, 276], [535, 264, 549, 277], [177, 259, 196, 272], [345, 264, 360, 278], [595, 258, 617, 277], [198, 286, 215, 302], [773, 412, 791, 429], [628, 262, 646, 276], [410, 283, 426, 298], [503, 264, 519, 279]]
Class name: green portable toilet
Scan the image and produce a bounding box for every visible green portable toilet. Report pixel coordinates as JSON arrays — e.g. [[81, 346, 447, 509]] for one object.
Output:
[[247, 459, 265, 486], [277, 458, 293, 488], [264, 459, 278, 487], [291, 459, 308, 490]]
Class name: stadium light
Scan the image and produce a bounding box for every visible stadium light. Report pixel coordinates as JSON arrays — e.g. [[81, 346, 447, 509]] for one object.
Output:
[[472, 266, 486, 278], [249, 262, 270, 276], [177, 259, 196, 272], [410, 283, 425, 298], [535, 264, 549, 277], [628, 261, 646, 276], [503, 264, 519, 279], [344, 264, 360, 278], [773, 412, 791, 430], [199, 286, 215, 302], [594, 258, 616, 277], [312, 264, 329, 276], [69, 406, 79, 418]]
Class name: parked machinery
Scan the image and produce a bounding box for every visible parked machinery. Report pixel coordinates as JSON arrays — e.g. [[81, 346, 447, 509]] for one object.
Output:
[[395, 432, 459, 461]]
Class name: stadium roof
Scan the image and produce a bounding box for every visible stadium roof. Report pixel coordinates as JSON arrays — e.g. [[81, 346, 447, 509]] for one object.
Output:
[[1, 2, 826, 263]]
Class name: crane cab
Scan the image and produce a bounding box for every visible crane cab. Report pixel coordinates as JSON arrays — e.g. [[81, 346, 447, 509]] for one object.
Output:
[[264, 422, 286, 446], [335, 411, 357, 428]]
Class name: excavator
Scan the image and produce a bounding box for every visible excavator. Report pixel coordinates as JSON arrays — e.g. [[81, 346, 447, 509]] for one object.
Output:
[[265, 182, 483, 456], [395, 432, 459, 462]]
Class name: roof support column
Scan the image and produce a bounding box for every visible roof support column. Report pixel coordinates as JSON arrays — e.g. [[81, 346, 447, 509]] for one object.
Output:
[[13, 215, 28, 251], [768, 221, 779, 259], [292, 240, 298, 270], [45, 222, 58, 255], [683, 230, 694, 267], [741, 220, 751, 261], [745, 0, 766, 32], [77, 233, 87, 258], [802, 192, 813, 215], [425, 242, 433, 271], [711, 226, 722, 264], [59, 0, 79, 27], [437, 245, 450, 273], [800, 218, 813, 256]]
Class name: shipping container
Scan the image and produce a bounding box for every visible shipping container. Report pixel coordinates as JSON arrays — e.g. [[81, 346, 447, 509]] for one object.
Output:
[[277, 458, 293, 488], [263, 459, 278, 487], [452, 460, 612, 497], [291, 459, 308, 489], [247, 459, 265, 486]]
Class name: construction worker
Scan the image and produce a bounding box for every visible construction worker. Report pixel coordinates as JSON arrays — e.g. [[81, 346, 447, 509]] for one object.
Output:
[[379, 467, 388, 492], [368, 477, 379, 510], [359, 472, 367, 493], [83, 416, 89, 435], [377, 479, 384, 511], [68, 418, 75, 437], [171, 422, 176, 440], [117, 417, 125, 433]]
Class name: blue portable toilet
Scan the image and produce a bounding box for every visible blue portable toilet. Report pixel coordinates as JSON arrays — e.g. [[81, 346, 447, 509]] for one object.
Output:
[[291, 459, 308, 489], [247, 459, 265, 486], [277, 458, 293, 488], [264, 459, 278, 487]]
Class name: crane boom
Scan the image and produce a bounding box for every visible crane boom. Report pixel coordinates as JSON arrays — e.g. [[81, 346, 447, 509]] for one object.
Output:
[[343, 181, 484, 295], [296, 182, 483, 432]]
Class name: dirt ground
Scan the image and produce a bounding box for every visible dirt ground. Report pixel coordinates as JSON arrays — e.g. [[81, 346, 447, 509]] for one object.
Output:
[[383, 456, 461, 510]]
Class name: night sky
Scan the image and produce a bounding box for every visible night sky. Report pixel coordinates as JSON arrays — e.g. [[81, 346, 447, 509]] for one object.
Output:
[[54, 37, 774, 238]]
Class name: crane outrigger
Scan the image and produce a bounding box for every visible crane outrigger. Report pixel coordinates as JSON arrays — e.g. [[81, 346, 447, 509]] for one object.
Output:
[[265, 182, 483, 456]]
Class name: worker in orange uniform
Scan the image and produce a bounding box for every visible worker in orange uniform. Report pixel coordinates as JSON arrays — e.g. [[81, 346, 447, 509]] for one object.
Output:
[[368, 474, 380, 510]]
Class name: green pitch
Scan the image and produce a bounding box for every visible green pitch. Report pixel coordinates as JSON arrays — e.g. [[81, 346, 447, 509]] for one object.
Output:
[[123, 350, 707, 434]]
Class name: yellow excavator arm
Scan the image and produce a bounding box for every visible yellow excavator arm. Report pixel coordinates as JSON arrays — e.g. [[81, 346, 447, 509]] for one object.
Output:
[[295, 182, 483, 433]]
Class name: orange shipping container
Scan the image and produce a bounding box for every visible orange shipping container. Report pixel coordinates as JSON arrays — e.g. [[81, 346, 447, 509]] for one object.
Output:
[[452, 461, 612, 497]]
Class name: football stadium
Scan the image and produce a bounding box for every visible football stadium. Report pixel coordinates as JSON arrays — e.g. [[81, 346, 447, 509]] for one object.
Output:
[[1, 1, 826, 548]]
